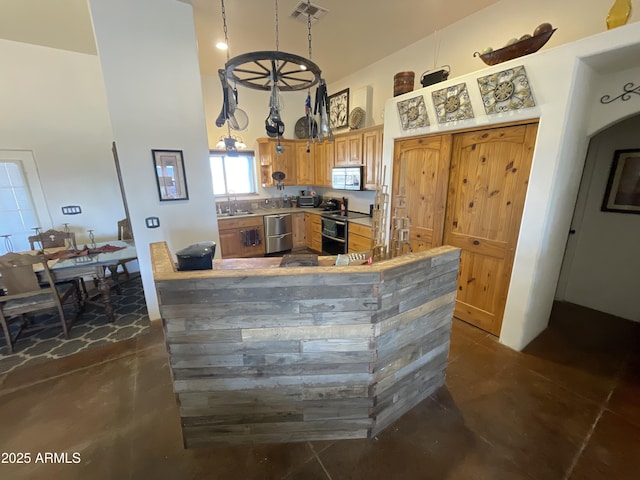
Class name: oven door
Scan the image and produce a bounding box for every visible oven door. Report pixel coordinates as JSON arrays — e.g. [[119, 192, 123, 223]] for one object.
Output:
[[321, 218, 347, 254]]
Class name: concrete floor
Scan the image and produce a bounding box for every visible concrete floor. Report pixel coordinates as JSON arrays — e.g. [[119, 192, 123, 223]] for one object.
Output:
[[0, 302, 638, 479]]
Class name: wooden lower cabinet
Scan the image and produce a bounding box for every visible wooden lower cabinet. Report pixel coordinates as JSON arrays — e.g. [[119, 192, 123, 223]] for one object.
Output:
[[348, 223, 372, 253], [304, 212, 322, 252], [392, 121, 538, 336], [291, 212, 306, 249], [218, 216, 266, 258]]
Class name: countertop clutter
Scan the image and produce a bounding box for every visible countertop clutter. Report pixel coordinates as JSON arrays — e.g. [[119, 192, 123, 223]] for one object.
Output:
[[217, 206, 373, 228]]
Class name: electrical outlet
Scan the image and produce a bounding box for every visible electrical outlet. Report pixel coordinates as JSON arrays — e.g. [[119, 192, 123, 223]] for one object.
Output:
[[264, 199, 270, 205], [145, 217, 160, 228], [61, 205, 82, 215]]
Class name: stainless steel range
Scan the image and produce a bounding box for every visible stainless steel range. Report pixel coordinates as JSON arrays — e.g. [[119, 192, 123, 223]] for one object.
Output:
[[320, 211, 369, 255], [264, 213, 293, 254]]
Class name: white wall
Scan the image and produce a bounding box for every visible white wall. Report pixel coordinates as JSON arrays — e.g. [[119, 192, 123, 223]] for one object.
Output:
[[88, 0, 217, 320], [379, 23, 640, 350], [199, 0, 639, 150], [557, 116, 640, 321], [0, 39, 124, 242]]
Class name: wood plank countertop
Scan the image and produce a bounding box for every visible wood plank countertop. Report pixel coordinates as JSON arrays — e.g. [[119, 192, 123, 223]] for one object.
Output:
[[151, 241, 456, 279], [150, 241, 460, 448]]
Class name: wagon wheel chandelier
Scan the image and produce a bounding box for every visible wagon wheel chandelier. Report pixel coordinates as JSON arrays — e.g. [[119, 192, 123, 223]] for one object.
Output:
[[222, 0, 322, 92]]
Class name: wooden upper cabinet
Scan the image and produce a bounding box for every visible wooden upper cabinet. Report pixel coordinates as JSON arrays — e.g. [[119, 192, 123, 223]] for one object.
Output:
[[362, 126, 383, 189], [257, 138, 296, 187], [314, 140, 334, 187], [295, 141, 314, 185], [334, 133, 362, 166], [333, 126, 383, 189]]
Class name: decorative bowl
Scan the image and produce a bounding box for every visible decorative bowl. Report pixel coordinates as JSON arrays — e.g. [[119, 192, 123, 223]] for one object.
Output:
[[474, 28, 556, 66]]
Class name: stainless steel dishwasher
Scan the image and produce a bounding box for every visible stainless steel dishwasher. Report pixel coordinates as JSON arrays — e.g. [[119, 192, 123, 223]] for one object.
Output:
[[264, 213, 293, 254]]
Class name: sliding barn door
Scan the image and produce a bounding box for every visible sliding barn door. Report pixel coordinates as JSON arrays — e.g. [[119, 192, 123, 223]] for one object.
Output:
[[444, 123, 538, 335], [392, 135, 452, 252]]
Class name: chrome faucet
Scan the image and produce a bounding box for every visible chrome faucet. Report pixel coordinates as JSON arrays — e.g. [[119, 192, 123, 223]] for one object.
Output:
[[227, 190, 237, 215]]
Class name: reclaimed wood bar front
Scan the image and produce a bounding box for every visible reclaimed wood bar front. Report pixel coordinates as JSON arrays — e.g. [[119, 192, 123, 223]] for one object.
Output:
[[151, 242, 460, 448]]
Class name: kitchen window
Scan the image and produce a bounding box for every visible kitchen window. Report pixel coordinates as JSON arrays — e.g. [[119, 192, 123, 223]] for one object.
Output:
[[209, 151, 257, 196]]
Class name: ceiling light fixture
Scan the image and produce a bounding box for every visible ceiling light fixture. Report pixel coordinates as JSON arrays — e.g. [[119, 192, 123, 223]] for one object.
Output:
[[215, 42, 228, 50]]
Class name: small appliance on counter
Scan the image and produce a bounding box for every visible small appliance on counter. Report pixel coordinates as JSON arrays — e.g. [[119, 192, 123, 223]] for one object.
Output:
[[176, 241, 216, 271], [296, 195, 321, 208], [320, 198, 340, 211]]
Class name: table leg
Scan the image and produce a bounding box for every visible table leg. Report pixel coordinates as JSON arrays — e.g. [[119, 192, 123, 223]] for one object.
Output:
[[106, 264, 122, 295], [95, 267, 115, 323]]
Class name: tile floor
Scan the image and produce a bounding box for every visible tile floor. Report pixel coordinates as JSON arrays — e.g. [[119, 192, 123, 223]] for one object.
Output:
[[0, 301, 638, 479]]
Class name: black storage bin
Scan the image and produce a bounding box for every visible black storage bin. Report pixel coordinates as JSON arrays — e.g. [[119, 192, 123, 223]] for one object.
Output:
[[176, 241, 216, 271]]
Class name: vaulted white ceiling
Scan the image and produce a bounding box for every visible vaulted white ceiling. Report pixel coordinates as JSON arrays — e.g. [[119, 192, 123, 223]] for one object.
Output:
[[190, 0, 501, 83], [0, 0, 502, 84]]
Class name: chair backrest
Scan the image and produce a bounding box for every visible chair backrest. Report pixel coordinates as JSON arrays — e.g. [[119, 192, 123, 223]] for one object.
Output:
[[0, 252, 50, 295], [28, 229, 75, 250], [118, 219, 133, 241]]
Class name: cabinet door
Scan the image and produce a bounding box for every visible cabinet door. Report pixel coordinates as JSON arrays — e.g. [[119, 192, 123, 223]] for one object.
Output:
[[363, 126, 383, 189], [295, 142, 314, 185], [314, 141, 334, 186], [239, 225, 266, 257], [348, 223, 372, 253], [219, 228, 243, 258], [392, 134, 452, 253], [258, 138, 297, 186], [443, 123, 538, 335], [347, 134, 362, 164], [334, 137, 349, 166], [273, 140, 297, 185], [304, 212, 321, 252], [291, 212, 306, 248]]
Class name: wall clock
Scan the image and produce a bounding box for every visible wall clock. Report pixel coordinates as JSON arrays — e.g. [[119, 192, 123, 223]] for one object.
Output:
[[477, 65, 536, 114], [432, 82, 475, 124], [329, 88, 349, 129]]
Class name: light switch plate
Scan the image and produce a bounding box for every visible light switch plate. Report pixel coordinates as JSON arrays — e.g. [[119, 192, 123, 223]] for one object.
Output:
[[61, 205, 82, 215], [145, 216, 160, 228]]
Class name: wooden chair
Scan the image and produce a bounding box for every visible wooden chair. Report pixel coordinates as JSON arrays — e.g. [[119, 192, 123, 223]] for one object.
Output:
[[118, 219, 133, 241], [107, 219, 137, 289], [28, 229, 75, 251], [27, 228, 87, 298], [0, 252, 80, 353]]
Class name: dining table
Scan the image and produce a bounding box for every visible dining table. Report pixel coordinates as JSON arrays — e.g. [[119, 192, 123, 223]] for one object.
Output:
[[40, 240, 138, 323]]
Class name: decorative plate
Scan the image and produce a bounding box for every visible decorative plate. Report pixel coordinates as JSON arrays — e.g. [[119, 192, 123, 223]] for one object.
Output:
[[477, 65, 536, 114], [432, 82, 475, 124], [348, 107, 365, 129], [397, 95, 429, 130], [294, 116, 318, 139]]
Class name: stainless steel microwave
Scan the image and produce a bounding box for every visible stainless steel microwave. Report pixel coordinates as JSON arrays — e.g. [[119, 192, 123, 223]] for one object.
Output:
[[331, 166, 363, 191]]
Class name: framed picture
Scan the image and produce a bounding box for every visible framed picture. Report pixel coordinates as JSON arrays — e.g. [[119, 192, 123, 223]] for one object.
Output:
[[601, 149, 640, 214], [152, 149, 189, 201], [329, 88, 349, 129]]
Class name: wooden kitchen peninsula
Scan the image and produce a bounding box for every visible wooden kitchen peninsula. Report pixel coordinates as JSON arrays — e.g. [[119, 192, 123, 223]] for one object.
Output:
[[151, 242, 460, 448]]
